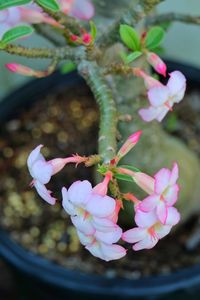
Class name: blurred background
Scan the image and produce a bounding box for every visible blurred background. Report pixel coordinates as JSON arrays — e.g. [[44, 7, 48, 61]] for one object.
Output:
[[0, 0, 200, 100]]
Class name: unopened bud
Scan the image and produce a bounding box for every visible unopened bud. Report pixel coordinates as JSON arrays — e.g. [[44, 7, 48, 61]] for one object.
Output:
[[146, 52, 167, 77]]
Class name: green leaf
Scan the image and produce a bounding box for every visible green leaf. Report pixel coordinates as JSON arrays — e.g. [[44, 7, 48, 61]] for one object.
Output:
[[0, 0, 31, 10], [1, 25, 34, 46], [90, 21, 97, 40], [120, 24, 140, 51], [35, 0, 60, 12], [119, 165, 141, 172], [60, 61, 76, 74], [145, 26, 165, 50], [126, 51, 142, 64], [115, 173, 134, 183]]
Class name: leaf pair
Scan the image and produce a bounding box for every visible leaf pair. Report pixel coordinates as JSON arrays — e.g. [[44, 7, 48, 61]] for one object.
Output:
[[119, 24, 165, 63]]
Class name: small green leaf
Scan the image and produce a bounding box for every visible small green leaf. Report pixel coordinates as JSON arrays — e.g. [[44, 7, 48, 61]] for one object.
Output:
[[119, 165, 141, 173], [1, 25, 34, 46], [35, 0, 60, 12], [120, 51, 128, 64], [90, 21, 97, 40], [120, 24, 140, 51], [60, 61, 76, 74], [0, 0, 31, 10], [145, 26, 165, 50], [126, 51, 142, 64], [115, 173, 134, 183]]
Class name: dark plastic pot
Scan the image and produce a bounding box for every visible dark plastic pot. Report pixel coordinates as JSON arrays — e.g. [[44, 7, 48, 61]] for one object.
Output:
[[0, 61, 200, 300]]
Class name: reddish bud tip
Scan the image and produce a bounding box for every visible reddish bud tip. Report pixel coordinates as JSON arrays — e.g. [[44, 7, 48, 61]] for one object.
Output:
[[82, 33, 92, 44], [70, 34, 78, 42], [5, 63, 18, 73]]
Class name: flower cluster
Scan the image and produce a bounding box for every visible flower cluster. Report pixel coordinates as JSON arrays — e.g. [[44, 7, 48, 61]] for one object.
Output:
[[27, 131, 180, 261], [122, 163, 180, 250], [62, 176, 126, 261]]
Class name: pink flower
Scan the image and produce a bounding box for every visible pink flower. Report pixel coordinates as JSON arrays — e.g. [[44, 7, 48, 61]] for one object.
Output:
[[139, 71, 186, 122], [146, 52, 167, 77], [62, 179, 126, 261], [0, 6, 59, 38], [27, 145, 85, 205], [59, 0, 94, 20], [122, 207, 180, 251], [139, 163, 179, 224]]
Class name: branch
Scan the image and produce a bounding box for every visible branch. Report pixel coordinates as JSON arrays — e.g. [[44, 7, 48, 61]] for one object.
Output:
[[2, 44, 83, 62], [146, 13, 200, 26], [78, 61, 118, 163], [34, 0, 82, 34], [96, 0, 165, 49]]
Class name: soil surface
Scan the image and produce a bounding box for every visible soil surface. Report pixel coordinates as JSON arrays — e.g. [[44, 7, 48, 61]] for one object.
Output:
[[1, 81, 200, 279]]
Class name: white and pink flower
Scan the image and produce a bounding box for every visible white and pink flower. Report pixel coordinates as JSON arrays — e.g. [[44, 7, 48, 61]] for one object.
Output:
[[59, 0, 94, 20], [139, 162, 179, 224], [122, 207, 180, 251], [62, 176, 126, 261], [139, 70, 186, 122], [27, 145, 86, 205]]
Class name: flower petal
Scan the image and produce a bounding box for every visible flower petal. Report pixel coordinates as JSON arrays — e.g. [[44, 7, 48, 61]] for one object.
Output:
[[154, 168, 171, 194], [70, 0, 94, 20], [34, 180, 56, 205], [68, 180, 92, 206], [139, 195, 159, 212], [163, 184, 179, 206], [76, 230, 94, 246], [148, 86, 169, 107], [139, 106, 159, 122], [156, 201, 168, 224], [27, 145, 44, 169], [133, 235, 158, 251], [31, 160, 53, 184], [167, 71, 186, 102], [71, 215, 95, 235], [165, 207, 180, 226], [86, 195, 116, 218], [169, 162, 179, 185], [95, 226, 122, 244], [100, 243, 127, 261], [86, 241, 103, 259], [92, 217, 117, 232], [122, 227, 147, 243], [135, 209, 158, 228], [62, 187, 76, 215], [155, 224, 172, 239]]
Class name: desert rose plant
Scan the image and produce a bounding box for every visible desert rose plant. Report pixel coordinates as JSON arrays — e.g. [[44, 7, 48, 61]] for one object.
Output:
[[1, 0, 200, 261]]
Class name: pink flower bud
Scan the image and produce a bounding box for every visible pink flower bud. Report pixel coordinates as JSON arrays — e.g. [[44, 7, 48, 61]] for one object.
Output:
[[116, 131, 142, 163], [6, 63, 43, 78], [82, 33, 92, 44], [146, 52, 167, 77], [70, 34, 78, 42], [93, 171, 112, 196]]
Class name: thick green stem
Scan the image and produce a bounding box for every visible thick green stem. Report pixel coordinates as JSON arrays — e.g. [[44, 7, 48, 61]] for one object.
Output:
[[2, 44, 82, 62], [78, 61, 118, 163], [146, 12, 200, 26]]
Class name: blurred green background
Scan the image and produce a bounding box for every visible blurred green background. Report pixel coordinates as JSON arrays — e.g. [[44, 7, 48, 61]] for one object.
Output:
[[0, 0, 199, 100]]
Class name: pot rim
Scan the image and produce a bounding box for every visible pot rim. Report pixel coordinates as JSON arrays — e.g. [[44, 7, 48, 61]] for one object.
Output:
[[0, 60, 200, 297]]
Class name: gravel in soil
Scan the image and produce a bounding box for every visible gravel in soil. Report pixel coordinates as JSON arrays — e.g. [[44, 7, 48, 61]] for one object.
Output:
[[1, 82, 200, 279]]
